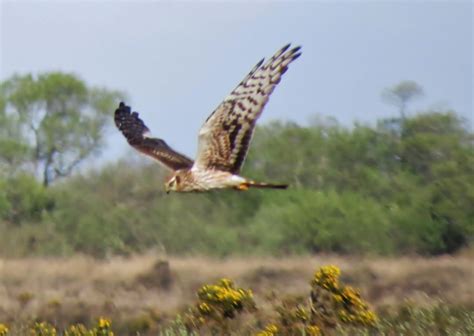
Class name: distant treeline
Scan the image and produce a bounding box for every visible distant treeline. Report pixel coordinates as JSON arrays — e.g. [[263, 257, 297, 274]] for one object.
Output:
[[0, 109, 472, 257]]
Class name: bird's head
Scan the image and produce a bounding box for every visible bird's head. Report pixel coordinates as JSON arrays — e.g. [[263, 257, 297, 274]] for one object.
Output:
[[164, 171, 185, 194]]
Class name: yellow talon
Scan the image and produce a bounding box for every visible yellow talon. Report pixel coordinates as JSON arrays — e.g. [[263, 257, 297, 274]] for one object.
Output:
[[237, 183, 249, 191]]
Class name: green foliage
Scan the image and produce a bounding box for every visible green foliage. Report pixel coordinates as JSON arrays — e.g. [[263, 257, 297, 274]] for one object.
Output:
[[0, 72, 125, 186], [247, 190, 394, 255], [0, 103, 472, 257], [0, 173, 53, 223], [381, 80, 424, 118], [0, 74, 471, 257]]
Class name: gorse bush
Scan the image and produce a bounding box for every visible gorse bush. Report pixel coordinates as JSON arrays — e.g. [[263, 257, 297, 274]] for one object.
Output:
[[1, 266, 375, 335], [2, 318, 115, 336], [173, 265, 376, 335], [310, 266, 376, 328], [183, 278, 256, 333], [4, 265, 472, 335], [0, 265, 474, 336], [196, 279, 255, 319], [251, 265, 376, 336]]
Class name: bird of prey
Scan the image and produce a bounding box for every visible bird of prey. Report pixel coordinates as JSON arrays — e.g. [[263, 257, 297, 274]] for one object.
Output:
[[115, 43, 301, 193]]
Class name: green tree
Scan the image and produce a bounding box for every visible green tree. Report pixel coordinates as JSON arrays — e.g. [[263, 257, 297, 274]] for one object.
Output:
[[0, 92, 30, 172], [382, 80, 424, 120], [0, 174, 53, 224], [400, 111, 472, 178], [0, 72, 125, 186], [400, 111, 474, 252]]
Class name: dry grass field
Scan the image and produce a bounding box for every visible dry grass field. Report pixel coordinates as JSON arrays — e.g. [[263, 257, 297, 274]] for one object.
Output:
[[0, 253, 473, 334]]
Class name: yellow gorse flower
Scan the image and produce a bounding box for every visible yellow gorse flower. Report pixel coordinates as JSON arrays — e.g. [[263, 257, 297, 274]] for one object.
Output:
[[311, 265, 377, 328], [339, 286, 377, 325], [0, 324, 8, 336], [295, 306, 309, 322], [198, 302, 212, 315], [255, 324, 278, 336], [332, 293, 343, 303], [312, 265, 340, 290], [306, 325, 321, 336], [219, 278, 233, 288], [198, 279, 253, 307], [30, 321, 57, 336], [196, 278, 255, 319], [97, 318, 110, 329], [63, 324, 88, 336], [94, 317, 114, 336], [341, 286, 363, 306]]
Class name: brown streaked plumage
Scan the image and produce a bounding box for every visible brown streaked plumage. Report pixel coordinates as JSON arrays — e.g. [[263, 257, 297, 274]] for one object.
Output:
[[114, 44, 301, 193]]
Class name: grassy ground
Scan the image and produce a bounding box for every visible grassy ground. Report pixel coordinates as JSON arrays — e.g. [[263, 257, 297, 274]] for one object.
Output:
[[0, 254, 473, 335]]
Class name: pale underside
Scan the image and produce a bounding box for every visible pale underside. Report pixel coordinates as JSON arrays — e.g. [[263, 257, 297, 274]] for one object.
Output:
[[114, 44, 301, 192]]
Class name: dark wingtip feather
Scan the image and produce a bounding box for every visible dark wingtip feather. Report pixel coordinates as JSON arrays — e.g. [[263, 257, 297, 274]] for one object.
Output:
[[291, 46, 302, 54], [281, 43, 292, 52], [292, 52, 302, 61], [114, 102, 150, 141]]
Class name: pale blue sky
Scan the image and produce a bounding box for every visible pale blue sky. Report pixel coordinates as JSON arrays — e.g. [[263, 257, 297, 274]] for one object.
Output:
[[1, 1, 472, 163]]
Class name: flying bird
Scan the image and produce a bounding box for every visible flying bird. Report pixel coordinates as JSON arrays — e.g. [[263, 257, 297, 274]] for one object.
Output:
[[115, 43, 301, 193]]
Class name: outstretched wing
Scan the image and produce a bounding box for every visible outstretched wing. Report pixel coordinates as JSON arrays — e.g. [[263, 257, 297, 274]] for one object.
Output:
[[193, 43, 301, 174], [114, 102, 194, 171]]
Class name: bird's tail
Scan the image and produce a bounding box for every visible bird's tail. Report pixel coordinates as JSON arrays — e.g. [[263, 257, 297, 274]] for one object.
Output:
[[236, 181, 288, 191]]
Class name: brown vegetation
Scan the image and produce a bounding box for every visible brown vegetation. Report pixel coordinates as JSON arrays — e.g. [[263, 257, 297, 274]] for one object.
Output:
[[0, 254, 472, 330]]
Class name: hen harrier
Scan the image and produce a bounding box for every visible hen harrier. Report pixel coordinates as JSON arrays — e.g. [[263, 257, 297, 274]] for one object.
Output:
[[115, 43, 301, 193]]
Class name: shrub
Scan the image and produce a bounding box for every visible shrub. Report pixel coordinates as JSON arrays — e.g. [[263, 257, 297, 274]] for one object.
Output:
[[183, 278, 255, 333]]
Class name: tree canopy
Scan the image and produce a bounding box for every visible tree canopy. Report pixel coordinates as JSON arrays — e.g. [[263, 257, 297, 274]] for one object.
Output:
[[0, 72, 125, 186], [382, 80, 424, 119], [0, 76, 472, 257]]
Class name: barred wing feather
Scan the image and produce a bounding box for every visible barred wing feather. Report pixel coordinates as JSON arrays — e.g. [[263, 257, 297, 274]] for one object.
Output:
[[194, 44, 301, 174], [114, 102, 194, 171]]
